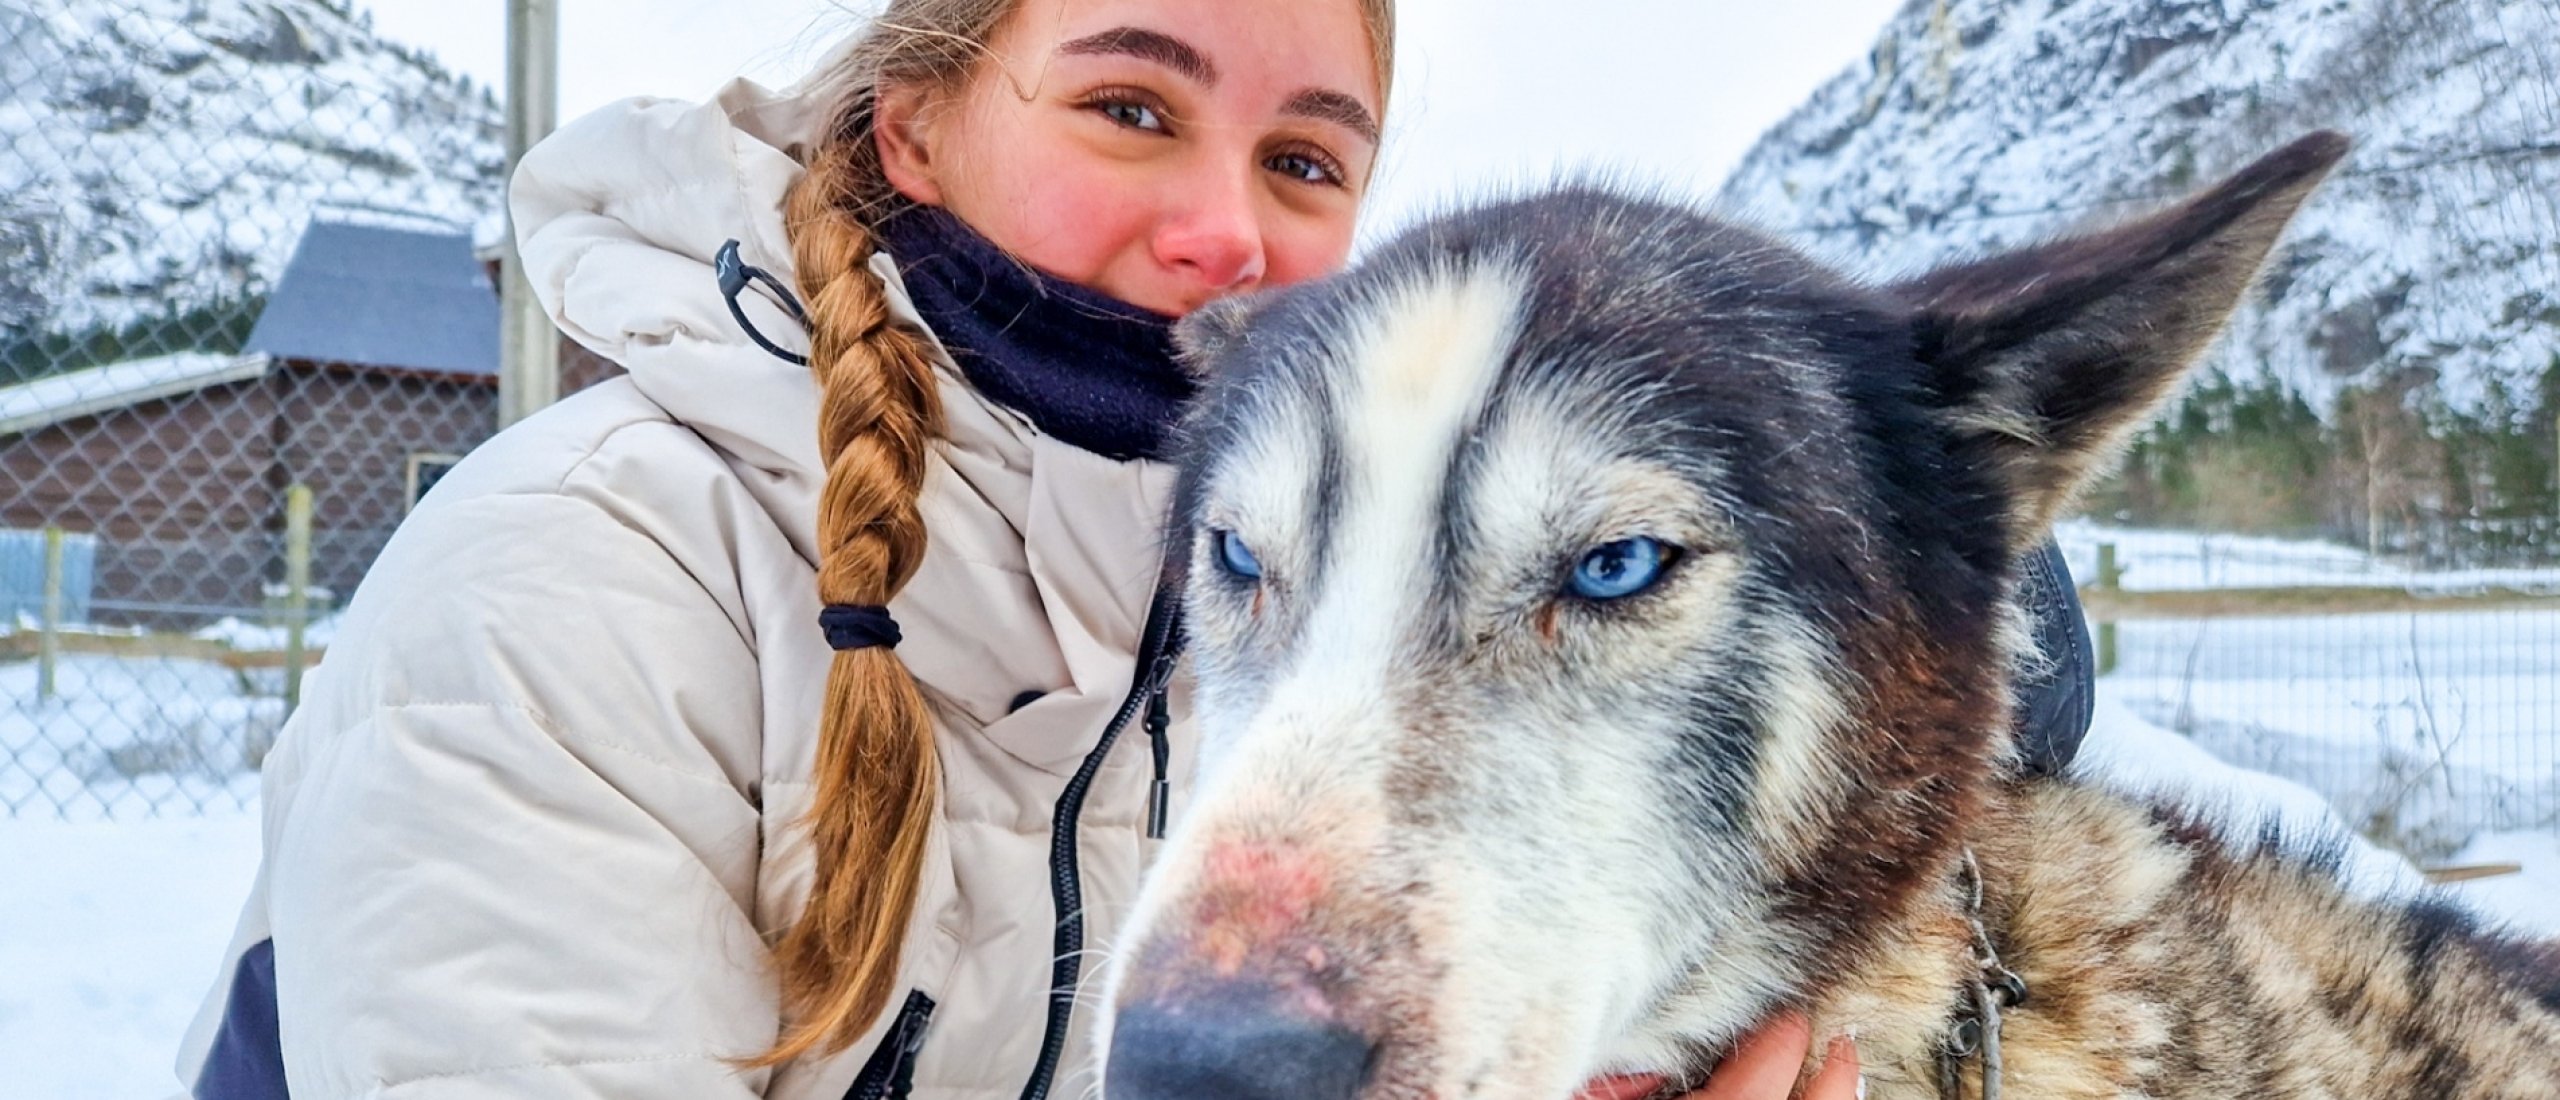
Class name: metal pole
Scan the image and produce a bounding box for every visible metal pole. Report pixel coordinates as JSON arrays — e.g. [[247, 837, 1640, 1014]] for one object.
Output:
[[2094, 542, 2121, 678], [499, 0, 561, 428], [282, 485, 313, 718]]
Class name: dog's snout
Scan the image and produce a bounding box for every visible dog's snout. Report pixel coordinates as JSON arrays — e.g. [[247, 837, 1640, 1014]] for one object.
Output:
[[1107, 984, 1373, 1100]]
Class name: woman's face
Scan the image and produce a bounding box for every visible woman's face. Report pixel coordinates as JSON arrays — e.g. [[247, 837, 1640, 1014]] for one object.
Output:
[[877, 0, 1384, 317]]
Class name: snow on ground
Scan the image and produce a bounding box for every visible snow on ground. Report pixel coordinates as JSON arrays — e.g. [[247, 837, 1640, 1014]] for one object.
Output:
[[2061, 524, 2560, 846], [0, 654, 275, 821], [2061, 523, 2559, 931], [2, 705, 2548, 1100], [2077, 692, 2430, 897], [2, 645, 269, 1097], [2102, 610, 2558, 841], [191, 610, 342, 653], [2079, 691, 2560, 938], [0, 809, 259, 1100], [2054, 518, 2560, 593], [1, 525, 2553, 1096], [2447, 829, 2560, 939]]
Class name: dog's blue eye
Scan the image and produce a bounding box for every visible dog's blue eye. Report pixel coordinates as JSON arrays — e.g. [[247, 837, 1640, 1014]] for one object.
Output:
[[1570, 538, 1670, 600], [1216, 530, 1264, 580]]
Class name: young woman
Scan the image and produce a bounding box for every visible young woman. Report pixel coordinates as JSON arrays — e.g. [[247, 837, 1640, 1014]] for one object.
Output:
[[176, 1, 2095, 1096]]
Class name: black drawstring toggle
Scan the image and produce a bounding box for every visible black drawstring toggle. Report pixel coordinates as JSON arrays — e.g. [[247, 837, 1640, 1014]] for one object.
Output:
[[715, 239, 812, 367], [820, 604, 902, 651]]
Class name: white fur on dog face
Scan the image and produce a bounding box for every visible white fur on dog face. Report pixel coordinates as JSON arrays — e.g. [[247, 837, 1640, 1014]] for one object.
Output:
[[1103, 259, 1856, 1100]]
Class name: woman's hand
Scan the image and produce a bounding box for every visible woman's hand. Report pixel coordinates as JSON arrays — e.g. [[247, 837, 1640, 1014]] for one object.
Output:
[[1573, 1014, 1861, 1100]]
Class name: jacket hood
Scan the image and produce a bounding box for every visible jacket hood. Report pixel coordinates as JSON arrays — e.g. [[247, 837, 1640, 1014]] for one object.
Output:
[[505, 73, 1183, 779], [508, 70, 873, 560]]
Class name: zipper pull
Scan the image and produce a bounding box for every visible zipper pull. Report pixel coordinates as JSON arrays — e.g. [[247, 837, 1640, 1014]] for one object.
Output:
[[888, 1008, 933, 1100], [1144, 684, 1172, 839]]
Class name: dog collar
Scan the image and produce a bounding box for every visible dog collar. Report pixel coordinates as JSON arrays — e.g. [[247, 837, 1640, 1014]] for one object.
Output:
[[1937, 848, 2028, 1100]]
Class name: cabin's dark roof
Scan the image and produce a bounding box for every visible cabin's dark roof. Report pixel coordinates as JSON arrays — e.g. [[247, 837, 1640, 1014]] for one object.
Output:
[[244, 221, 498, 377]]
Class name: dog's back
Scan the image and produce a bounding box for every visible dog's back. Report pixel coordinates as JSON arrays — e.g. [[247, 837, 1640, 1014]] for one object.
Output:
[[1894, 784, 2560, 1097]]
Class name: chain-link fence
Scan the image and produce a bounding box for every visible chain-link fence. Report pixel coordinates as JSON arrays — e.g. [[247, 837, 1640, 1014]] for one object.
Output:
[[2061, 520, 2560, 860], [5, 0, 2560, 858], [1, 0, 506, 819]]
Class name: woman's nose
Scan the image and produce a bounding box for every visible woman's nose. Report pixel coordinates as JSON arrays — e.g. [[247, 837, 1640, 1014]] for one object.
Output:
[[1152, 169, 1268, 295]]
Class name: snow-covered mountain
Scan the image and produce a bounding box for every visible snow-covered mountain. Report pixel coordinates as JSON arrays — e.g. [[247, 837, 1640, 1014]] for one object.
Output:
[[1717, 0, 2560, 417], [0, 0, 504, 344]]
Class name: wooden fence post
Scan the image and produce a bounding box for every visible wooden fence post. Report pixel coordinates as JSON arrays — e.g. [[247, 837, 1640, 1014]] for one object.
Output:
[[37, 525, 62, 703], [283, 485, 313, 716], [2094, 541, 2120, 677]]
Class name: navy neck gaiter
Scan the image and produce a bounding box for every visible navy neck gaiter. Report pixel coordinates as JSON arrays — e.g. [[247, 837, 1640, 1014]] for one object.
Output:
[[875, 205, 1197, 463]]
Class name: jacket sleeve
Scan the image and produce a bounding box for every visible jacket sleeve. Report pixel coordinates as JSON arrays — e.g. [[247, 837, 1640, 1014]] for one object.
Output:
[[2012, 537, 2096, 777], [257, 488, 780, 1099]]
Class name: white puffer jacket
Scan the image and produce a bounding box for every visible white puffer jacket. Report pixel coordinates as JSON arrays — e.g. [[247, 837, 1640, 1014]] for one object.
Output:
[[178, 68, 1194, 1100]]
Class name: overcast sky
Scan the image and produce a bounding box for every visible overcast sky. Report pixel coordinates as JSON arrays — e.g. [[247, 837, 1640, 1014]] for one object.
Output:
[[362, 0, 1904, 233]]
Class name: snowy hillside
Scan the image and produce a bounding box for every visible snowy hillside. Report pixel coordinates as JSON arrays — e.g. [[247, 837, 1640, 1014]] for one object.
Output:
[[0, 0, 504, 344], [1716, 0, 2560, 416]]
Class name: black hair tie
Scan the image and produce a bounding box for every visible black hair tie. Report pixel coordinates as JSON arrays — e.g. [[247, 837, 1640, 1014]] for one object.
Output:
[[820, 604, 902, 651]]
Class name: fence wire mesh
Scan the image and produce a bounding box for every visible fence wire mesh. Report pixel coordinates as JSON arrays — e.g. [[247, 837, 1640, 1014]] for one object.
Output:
[[2, 0, 505, 819], [1, 0, 2557, 864], [2061, 520, 2560, 860]]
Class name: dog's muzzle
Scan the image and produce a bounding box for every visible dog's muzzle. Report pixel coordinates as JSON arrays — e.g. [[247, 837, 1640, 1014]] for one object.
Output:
[[1106, 980, 1374, 1100]]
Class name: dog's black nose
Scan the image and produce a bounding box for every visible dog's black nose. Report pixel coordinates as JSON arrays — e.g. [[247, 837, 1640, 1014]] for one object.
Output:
[[1105, 989, 1372, 1100]]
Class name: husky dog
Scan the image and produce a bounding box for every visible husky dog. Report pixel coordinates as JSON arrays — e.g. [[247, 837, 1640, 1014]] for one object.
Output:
[[1091, 133, 2560, 1100]]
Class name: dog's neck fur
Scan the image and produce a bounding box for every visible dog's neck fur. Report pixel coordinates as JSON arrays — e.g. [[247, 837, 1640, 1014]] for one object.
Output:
[[1782, 780, 2560, 1099], [1672, 575, 2560, 1098]]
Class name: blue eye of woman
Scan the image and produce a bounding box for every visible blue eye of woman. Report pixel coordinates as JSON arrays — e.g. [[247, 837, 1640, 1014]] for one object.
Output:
[[1267, 152, 1338, 186], [1215, 530, 1263, 580], [1099, 99, 1165, 133], [1569, 538, 1672, 601]]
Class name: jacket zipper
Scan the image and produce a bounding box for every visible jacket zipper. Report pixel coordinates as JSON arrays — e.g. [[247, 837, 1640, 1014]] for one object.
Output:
[[1013, 583, 1184, 1100], [1144, 688, 1173, 840], [844, 990, 937, 1100]]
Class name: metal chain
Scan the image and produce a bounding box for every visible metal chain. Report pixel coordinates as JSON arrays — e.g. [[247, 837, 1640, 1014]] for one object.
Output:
[[1937, 848, 2028, 1100]]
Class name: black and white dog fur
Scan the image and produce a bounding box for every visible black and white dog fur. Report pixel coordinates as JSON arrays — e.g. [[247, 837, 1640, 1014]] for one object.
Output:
[[1091, 133, 2560, 1100]]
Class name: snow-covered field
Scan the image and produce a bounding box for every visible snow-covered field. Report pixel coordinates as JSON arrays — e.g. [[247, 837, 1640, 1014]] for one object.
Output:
[[6, 708, 2550, 1100], [1, 526, 2554, 1097], [2057, 521, 2560, 848], [2080, 690, 2559, 938], [2055, 518, 2560, 594], [0, 653, 274, 822], [0, 811, 259, 1100]]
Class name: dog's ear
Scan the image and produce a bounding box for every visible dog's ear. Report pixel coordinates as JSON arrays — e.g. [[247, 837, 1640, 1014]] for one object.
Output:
[[1896, 131, 2348, 550], [1171, 293, 1265, 378]]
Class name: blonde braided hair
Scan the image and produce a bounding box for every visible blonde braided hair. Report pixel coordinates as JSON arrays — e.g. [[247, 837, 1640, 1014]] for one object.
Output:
[[760, 0, 1398, 1066]]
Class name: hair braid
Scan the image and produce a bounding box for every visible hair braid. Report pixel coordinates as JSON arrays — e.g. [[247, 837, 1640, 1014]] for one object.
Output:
[[752, 0, 1399, 1069], [756, 130, 949, 1068]]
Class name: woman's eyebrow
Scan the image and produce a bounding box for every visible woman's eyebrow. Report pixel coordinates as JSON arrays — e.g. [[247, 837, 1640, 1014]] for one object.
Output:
[[1056, 27, 1219, 85], [1282, 88, 1381, 144]]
